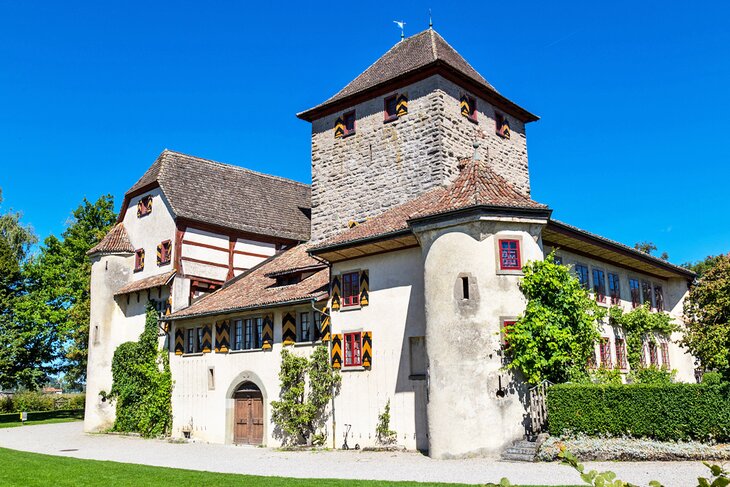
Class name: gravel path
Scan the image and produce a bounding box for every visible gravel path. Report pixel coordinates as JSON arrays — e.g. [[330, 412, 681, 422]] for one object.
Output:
[[0, 422, 708, 486]]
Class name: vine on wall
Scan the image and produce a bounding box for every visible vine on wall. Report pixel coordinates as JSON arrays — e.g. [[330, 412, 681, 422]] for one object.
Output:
[[107, 304, 172, 437], [608, 303, 677, 372]]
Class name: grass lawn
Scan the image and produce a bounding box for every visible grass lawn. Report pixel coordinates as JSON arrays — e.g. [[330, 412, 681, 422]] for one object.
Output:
[[0, 417, 82, 429], [0, 447, 581, 487]]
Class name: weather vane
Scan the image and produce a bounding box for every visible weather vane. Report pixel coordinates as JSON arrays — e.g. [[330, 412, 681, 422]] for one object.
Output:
[[393, 20, 406, 41]]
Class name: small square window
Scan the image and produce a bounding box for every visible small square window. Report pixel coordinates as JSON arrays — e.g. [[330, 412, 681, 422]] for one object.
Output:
[[157, 240, 172, 266], [341, 271, 360, 307], [498, 239, 521, 270], [495, 112, 510, 139], [461, 95, 477, 122], [343, 111, 356, 136], [344, 332, 362, 367], [137, 195, 153, 218], [134, 248, 145, 272], [384, 95, 398, 122]]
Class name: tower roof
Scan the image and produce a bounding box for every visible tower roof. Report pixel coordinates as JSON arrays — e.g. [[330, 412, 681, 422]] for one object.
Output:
[[297, 29, 537, 123], [87, 223, 135, 256]]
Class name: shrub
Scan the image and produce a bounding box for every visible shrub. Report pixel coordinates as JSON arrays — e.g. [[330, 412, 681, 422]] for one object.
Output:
[[12, 391, 55, 412], [589, 367, 623, 385], [630, 366, 676, 385], [547, 383, 730, 442], [703, 371, 724, 386], [376, 399, 397, 445]]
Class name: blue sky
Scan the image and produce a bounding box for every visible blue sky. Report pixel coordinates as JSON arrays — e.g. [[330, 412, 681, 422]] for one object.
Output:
[[1, 1, 728, 264]]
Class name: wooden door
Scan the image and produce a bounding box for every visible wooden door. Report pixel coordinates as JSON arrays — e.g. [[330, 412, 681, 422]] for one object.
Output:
[[234, 390, 263, 445]]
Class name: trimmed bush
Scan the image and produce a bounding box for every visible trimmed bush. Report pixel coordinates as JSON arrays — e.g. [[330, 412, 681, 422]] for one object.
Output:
[[0, 392, 85, 413], [547, 383, 730, 442], [0, 409, 83, 424]]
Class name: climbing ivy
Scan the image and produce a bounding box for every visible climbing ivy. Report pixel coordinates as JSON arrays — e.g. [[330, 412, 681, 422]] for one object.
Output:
[[608, 304, 677, 372], [271, 344, 340, 446], [108, 304, 172, 438]]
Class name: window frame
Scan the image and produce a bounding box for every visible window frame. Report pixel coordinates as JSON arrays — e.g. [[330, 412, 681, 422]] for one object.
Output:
[[464, 95, 478, 123], [599, 337, 612, 368], [158, 240, 172, 266], [498, 239, 522, 271], [575, 263, 590, 290], [641, 280, 654, 309], [502, 319, 517, 349], [608, 272, 621, 305], [341, 271, 360, 308], [298, 311, 312, 343], [384, 95, 398, 122], [342, 110, 356, 137], [343, 331, 362, 367], [495, 112, 510, 139], [653, 283, 665, 312], [629, 278, 641, 308], [134, 248, 145, 272], [186, 328, 195, 354], [615, 337, 628, 369], [137, 195, 153, 218], [592, 268, 607, 304], [660, 341, 670, 369], [648, 341, 658, 366]]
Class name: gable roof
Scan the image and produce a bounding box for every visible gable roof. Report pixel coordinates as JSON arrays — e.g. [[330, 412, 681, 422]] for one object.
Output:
[[114, 270, 176, 296], [166, 244, 328, 320], [87, 223, 135, 256], [311, 158, 549, 253], [298, 29, 537, 123], [121, 150, 311, 242]]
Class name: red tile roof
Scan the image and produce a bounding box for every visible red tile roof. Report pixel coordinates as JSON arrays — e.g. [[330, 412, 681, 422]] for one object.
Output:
[[114, 270, 176, 296], [311, 158, 548, 250], [167, 245, 328, 320], [87, 223, 135, 256]]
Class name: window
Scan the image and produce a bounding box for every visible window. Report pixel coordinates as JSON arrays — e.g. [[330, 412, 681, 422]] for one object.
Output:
[[615, 338, 627, 369], [185, 327, 202, 354], [186, 328, 195, 354], [460, 276, 470, 300], [232, 319, 243, 350], [343, 110, 356, 136], [344, 332, 362, 367], [137, 195, 153, 217], [641, 281, 653, 308], [255, 317, 263, 348], [592, 269, 606, 303], [207, 367, 215, 390], [502, 320, 516, 348], [134, 249, 145, 272], [608, 273, 621, 305], [229, 317, 263, 350], [409, 336, 427, 379], [312, 312, 323, 342], [157, 240, 172, 266], [629, 279, 641, 308], [495, 112, 510, 139], [553, 255, 564, 266], [648, 342, 658, 366], [599, 337, 612, 368], [660, 342, 670, 368], [461, 94, 477, 122], [498, 239, 521, 270], [587, 347, 597, 369], [384, 95, 398, 122], [575, 264, 590, 289], [640, 343, 648, 367], [298, 312, 311, 342], [341, 272, 360, 307], [654, 284, 664, 312], [197, 327, 204, 353]]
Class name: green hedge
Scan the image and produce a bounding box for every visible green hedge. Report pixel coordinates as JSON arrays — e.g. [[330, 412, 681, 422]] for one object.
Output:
[[547, 383, 730, 441], [0, 409, 84, 424]]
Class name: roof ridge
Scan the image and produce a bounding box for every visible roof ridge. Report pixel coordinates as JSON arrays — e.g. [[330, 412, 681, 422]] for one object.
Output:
[[162, 150, 311, 189], [429, 29, 438, 60]]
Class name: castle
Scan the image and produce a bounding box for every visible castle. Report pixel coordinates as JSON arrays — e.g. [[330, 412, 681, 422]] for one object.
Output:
[[85, 29, 696, 458]]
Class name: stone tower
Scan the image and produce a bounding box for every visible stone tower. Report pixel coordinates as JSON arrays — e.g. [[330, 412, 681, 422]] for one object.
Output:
[[298, 29, 538, 242]]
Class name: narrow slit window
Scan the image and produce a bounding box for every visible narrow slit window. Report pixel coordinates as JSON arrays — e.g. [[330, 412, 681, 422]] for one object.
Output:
[[461, 276, 469, 300]]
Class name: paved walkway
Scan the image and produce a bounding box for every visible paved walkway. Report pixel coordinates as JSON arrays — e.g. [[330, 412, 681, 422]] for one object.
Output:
[[0, 422, 708, 486]]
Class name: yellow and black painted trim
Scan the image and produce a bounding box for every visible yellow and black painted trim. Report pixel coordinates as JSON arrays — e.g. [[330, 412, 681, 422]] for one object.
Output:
[[331, 275, 341, 311], [215, 320, 230, 353], [201, 324, 212, 353], [361, 331, 372, 368], [319, 306, 331, 342], [331, 334, 343, 369], [396, 93, 408, 117], [282, 311, 297, 345], [359, 269, 369, 307], [262, 313, 274, 350], [174, 328, 184, 355], [334, 117, 345, 138]]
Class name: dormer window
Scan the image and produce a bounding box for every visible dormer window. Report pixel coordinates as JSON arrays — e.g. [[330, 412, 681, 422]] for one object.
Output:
[[496, 112, 510, 139], [134, 248, 145, 272], [276, 273, 302, 286], [384, 95, 398, 122], [460, 94, 477, 123], [157, 240, 172, 266], [137, 195, 153, 218]]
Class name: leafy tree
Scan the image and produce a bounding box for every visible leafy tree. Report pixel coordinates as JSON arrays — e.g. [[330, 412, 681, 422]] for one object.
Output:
[[681, 254, 730, 380], [108, 304, 172, 437], [633, 241, 669, 261], [17, 195, 116, 389], [0, 189, 37, 261], [505, 254, 604, 385], [608, 304, 677, 372], [271, 345, 340, 445], [682, 254, 725, 279]]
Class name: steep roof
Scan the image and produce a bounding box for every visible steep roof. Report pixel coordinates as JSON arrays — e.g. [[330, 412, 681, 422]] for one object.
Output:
[[311, 158, 549, 252], [115, 270, 176, 296], [166, 245, 328, 320], [87, 223, 135, 256], [298, 29, 537, 122], [122, 150, 311, 242]]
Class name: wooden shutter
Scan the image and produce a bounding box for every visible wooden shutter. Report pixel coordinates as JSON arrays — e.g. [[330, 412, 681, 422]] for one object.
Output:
[[282, 311, 296, 345], [215, 320, 230, 353], [202, 324, 212, 353], [261, 313, 274, 350], [331, 334, 343, 369], [359, 270, 369, 306], [460, 94, 470, 117], [319, 306, 331, 342], [174, 327, 184, 355], [362, 331, 372, 368], [334, 117, 345, 138], [331, 275, 341, 311]]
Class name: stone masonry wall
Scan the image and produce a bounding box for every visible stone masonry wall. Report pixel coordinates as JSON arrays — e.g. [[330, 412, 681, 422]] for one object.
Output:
[[309, 75, 531, 241]]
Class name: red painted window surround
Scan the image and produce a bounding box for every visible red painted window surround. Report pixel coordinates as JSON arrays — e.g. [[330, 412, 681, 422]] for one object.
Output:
[[343, 110, 356, 136], [615, 338, 628, 369], [158, 240, 172, 265], [498, 239, 521, 270], [502, 320, 516, 348], [384, 95, 398, 122], [134, 248, 145, 272], [599, 337, 612, 368], [660, 342, 670, 368], [341, 271, 360, 307], [344, 332, 362, 367]]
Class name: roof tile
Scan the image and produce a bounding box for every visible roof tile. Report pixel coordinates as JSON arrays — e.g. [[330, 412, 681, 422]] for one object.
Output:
[[87, 223, 135, 255]]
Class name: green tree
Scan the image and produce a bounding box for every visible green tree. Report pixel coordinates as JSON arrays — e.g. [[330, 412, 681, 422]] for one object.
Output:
[[0, 189, 37, 261], [683, 254, 724, 279], [681, 254, 730, 380], [108, 305, 172, 437], [271, 345, 340, 445], [505, 254, 604, 385], [634, 241, 669, 261], [17, 195, 116, 389]]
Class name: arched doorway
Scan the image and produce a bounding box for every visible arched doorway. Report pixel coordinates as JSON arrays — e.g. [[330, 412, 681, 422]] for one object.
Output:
[[233, 381, 264, 445]]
